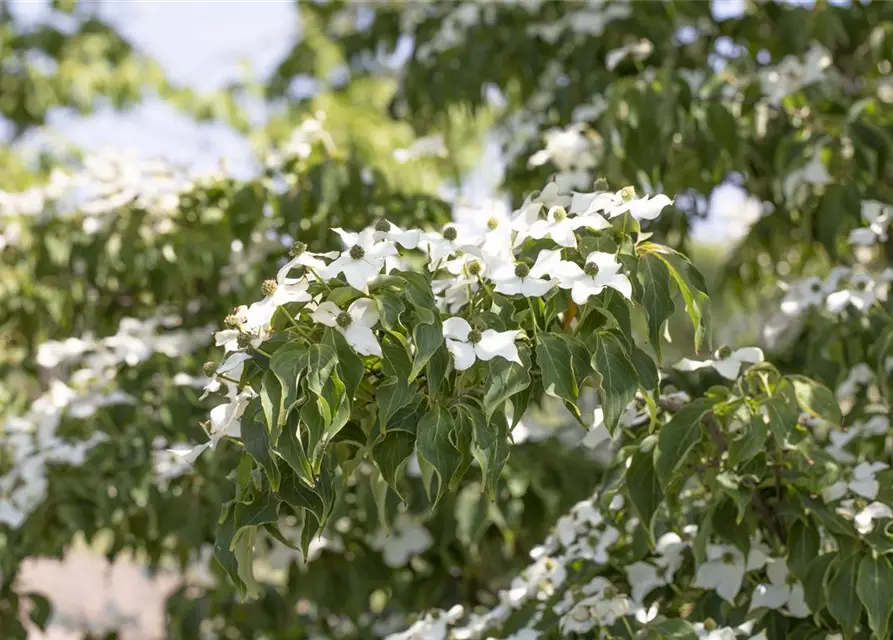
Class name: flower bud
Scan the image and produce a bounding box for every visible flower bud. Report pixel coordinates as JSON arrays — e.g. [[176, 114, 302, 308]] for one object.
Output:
[[593, 177, 609, 191], [336, 311, 353, 328], [224, 314, 241, 328], [514, 263, 530, 278], [486, 217, 500, 231], [443, 226, 458, 242], [552, 207, 567, 222], [202, 361, 217, 377], [467, 261, 482, 276], [374, 219, 391, 233], [621, 185, 636, 202], [289, 241, 307, 257], [716, 345, 733, 360], [261, 279, 278, 297], [349, 245, 366, 260], [583, 262, 600, 277], [468, 328, 483, 344]]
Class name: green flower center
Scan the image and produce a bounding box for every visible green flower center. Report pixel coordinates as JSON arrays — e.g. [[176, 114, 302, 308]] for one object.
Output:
[[443, 226, 458, 242], [336, 312, 353, 328], [621, 185, 636, 202], [202, 361, 217, 377], [224, 313, 242, 328], [236, 333, 253, 349], [374, 219, 391, 232], [349, 245, 366, 260], [487, 217, 499, 231], [593, 177, 609, 191], [468, 329, 483, 344], [721, 551, 737, 565], [514, 264, 530, 278], [716, 345, 733, 360], [261, 279, 278, 297], [583, 262, 599, 277], [467, 261, 482, 276], [289, 241, 307, 257], [703, 619, 718, 632], [552, 207, 568, 222]]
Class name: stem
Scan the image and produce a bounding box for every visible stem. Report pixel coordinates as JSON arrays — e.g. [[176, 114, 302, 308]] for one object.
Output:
[[253, 346, 273, 358], [527, 297, 540, 338]]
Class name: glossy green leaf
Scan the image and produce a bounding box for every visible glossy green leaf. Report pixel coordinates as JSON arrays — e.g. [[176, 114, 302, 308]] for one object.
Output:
[[654, 400, 712, 485], [857, 553, 893, 638]]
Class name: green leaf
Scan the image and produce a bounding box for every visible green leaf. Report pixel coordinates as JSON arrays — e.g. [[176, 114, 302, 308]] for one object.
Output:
[[235, 492, 279, 535], [631, 344, 659, 391], [322, 328, 363, 401], [276, 413, 315, 487], [803, 553, 836, 614], [426, 343, 450, 397], [372, 429, 416, 501], [644, 618, 698, 639], [654, 400, 712, 485], [648, 245, 711, 353], [213, 510, 244, 597], [415, 404, 461, 508], [397, 270, 436, 312], [269, 343, 307, 418], [410, 320, 443, 380], [827, 555, 864, 630], [789, 375, 841, 424], [728, 412, 768, 467], [787, 519, 820, 580], [460, 404, 509, 498], [276, 466, 330, 528], [299, 344, 338, 396], [455, 482, 490, 548], [377, 377, 415, 431], [26, 593, 51, 631], [375, 290, 406, 330], [764, 392, 800, 443], [482, 347, 531, 421], [381, 334, 412, 380], [234, 527, 261, 598], [637, 253, 676, 362], [242, 400, 281, 491], [712, 498, 749, 554], [857, 553, 893, 638], [537, 334, 577, 403], [627, 445, 663, 542], [591, 332, 639, 433], [706, 102, 739, 157], [260, 369, 284, 443]]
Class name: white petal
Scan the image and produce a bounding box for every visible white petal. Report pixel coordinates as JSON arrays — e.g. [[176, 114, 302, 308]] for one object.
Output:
[[849, 227, 878, 246], [475, 330, 522, 365], [549, 221, 579, 248], [787, 584, 810, 618], [766, 558, 790, 586], [597, 272, 632, 299], [311, 301, 340, 327], [520, 277, 555, 297], [733, 347, 764, 364], [443, 317, 472, 341], [332, 228, 358, 247], [628, 194, 672, 221], [344, 326, 381, 357], [826, 290, 850, 313], [850, 477, 880, 500], [349, 298, 380, 328], [494, 278, 524, 296], [570, 213, 612, 231], [554, 260, 585, 288], [674, 357, 714, 372], [446, 339, 477, 371], [750, 584, 789, 611], [530, 249, 564, 279], [713, 358, 743, 380], [571, 279, 605, 305], [625, 562, 665, 604], [822, 480, 848, 503], [584, 251, 619, 269], [341, 260, 379, 293]]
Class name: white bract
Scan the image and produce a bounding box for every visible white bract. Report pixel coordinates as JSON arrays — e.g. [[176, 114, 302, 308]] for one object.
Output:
[[554, 250, 632, 304], [491, 249, 561, 297], [311, 298, 382, 356], [749, 558, 809, 618], [693, 543, 768, 604], [324, 228, 397, 293], [442, 317, 521, 371], [675, 347, 764, 380]]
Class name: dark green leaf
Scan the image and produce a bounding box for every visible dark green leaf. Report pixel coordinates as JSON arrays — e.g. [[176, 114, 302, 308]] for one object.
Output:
[[416, 404, 461, 507], [410, 320, 443, 380], [654, 400, 712, 485], [627, 445, 663, 542], [827, 556, 863, 630], [235, 492, 279, 534], [644, 618, 698, 639], [637, 253, 676, 362], [260, 369, 284, 443], [787, 519, 820, 580], [728, 412, 768, 467], [537, 334, 577, 403], [269, 343, 307, 418], [242, 400, 281, 491], [857, 553, 893, 638], [381, 334, 412, 380], [213, 511, 244, 597], [803, 553, 835, 615], [322, 328, 364, 401], [377, 377, 415, 431], [482, 347, 531, 421], [276, 414, 315, 487], [789, 375, 841, 424], [372, 429, 416, 501], [591, 332, 639, 433]]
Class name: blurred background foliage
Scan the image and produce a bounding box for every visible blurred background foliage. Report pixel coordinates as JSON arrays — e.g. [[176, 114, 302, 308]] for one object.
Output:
[[1, 0, 892, 638]]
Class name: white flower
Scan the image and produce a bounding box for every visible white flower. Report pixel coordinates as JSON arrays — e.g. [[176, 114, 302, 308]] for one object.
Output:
[[373, 219, 424, 250], [836, 363, 874, 400], [442, 317, 521, 371], [625, 532, 687, 603], [749, 558, 809, 618], [243, 278, 312, 331], [848, 200, 892, 245], [369, 514, 434, 568], [675, 347, 764, 380], [423, 224, 482, 267], [605, 39, 653, 71], [528, 125, 597, 172], [526, 205, 611, 248], [783, 149, 831, 205], [311, 298, 382, 357], [779, 276, 825, 316], [826, 272, 875, 313], [823, 461, 888, 502], [693, 543, 768, 604], [208, 388, 255, 447], [581, 187, 673, 221], [324, 228, 397, 293], [491, 249, 560, 298], [837, 500, 893, 535], [275, 246, 337, 282], [553, 250, 632, 304]]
